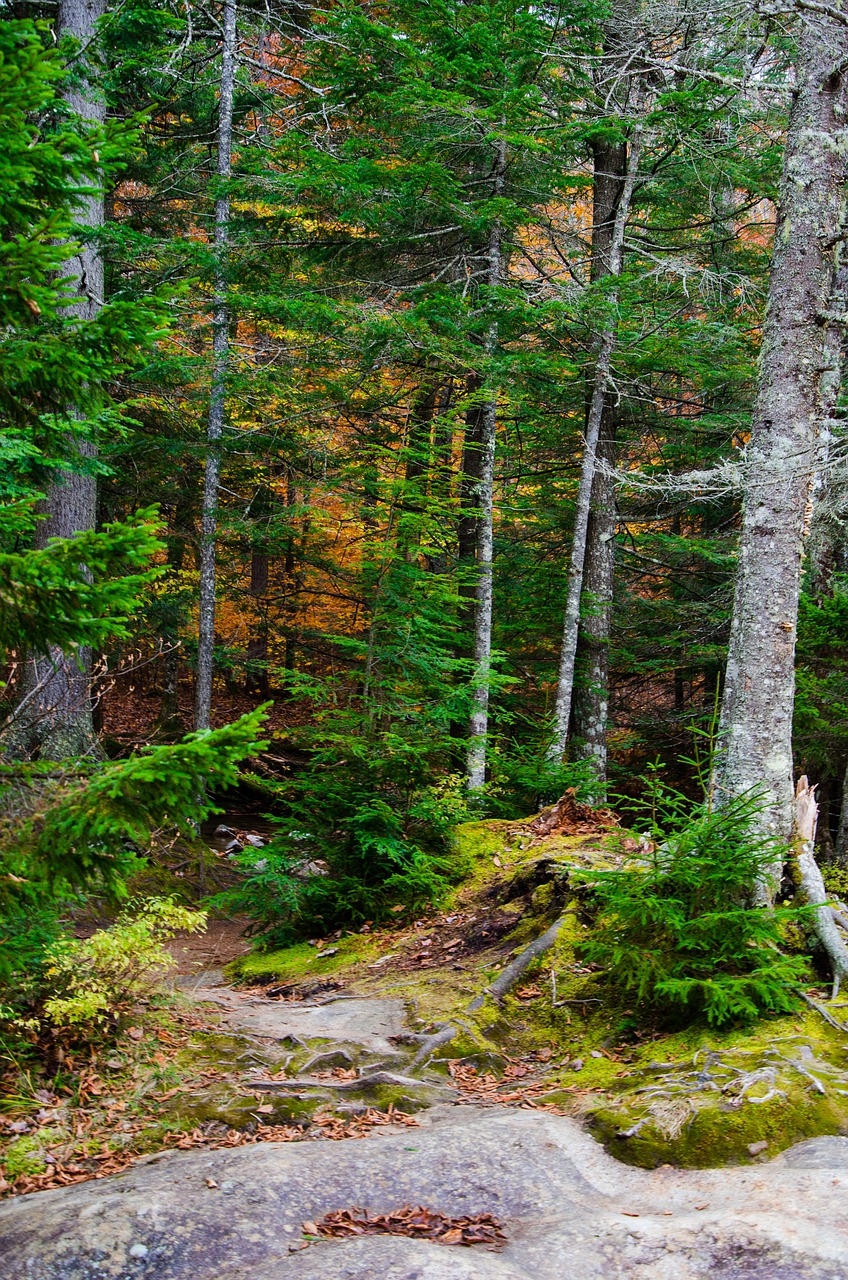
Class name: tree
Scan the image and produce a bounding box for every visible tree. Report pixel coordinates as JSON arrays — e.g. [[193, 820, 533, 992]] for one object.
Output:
[[194, 0, 237, 731], [548, 8, 645, 769], [19, 0, 106, 760], [713, 6, 848, 907], [1, 15, 158, 758]]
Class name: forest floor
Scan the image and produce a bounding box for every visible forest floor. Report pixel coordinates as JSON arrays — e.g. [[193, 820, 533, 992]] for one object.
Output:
[[5, 802, 848, 1274], [7, 797, 848, 1192]]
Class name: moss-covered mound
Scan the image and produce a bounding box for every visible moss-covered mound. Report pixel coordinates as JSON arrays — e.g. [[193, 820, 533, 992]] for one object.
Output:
[[221, 813, 848, 1170]]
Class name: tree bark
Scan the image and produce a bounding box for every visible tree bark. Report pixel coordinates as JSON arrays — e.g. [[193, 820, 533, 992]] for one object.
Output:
[[712, 14, 848, 898], [457, 374, 486, 641], [466, 136, 506, 792], [195, 0, 237, 731], [572, 406, 617, 793], [10, 0, 105, 760], [245, 483, 271, 699], [570, 133, 628, 796], [549, 118, 643, 761]]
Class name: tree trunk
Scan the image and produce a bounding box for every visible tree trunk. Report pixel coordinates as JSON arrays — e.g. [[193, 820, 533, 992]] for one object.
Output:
[[9, 0, 105, 760], [194, 0, 236, 731], [792, 777, 848, 997], [549, 117, 644, 761], [712, 14, 848, 899], [572, 405, 617, 794], [457, 374, 486, 641], [466, 136, 506, 792], [570, 133, 628, 795], [245, 483, 271, 699]]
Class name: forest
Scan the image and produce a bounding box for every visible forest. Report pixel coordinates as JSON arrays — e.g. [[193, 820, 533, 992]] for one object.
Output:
[[4, 0, 848, 1263]]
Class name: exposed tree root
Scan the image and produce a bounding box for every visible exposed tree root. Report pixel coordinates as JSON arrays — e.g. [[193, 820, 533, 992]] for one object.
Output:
[[410, 913, 571, 1070], [797, 989, 848, 1034]]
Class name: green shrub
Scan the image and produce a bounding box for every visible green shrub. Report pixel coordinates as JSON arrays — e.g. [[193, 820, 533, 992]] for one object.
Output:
[[219, 574, 478, 941], [223, 774, 466, 943], [579, 774, 809, 1026], [40, 897, 205, 1035], [822, 865, 848, 901], [484, 739, 598, 816], [0, 707, 268, 988]]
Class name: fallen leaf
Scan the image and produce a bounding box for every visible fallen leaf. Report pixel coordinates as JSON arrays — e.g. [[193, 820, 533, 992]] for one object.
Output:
[[206, 1178, 218, 1189], [302, 1221, 319, 1235], [311, 1204, 506, 1250], [127, 1027, 144, 1041]]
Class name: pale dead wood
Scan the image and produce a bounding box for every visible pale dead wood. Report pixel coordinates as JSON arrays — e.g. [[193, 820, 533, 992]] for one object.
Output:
[[410, 913, 572, 1070], [792, 776, 848, 999]]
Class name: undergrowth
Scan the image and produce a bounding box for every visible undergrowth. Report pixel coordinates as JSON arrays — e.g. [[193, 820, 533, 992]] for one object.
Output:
[[578, 770, 810, 1026]]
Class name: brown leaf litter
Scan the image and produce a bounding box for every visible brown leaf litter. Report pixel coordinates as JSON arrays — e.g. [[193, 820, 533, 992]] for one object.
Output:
[[305, 1204, 507, 1250], [518, 790, 618, 844]]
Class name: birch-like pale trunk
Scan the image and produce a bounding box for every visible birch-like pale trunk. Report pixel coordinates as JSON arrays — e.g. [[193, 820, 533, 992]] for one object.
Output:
[[194, 0, 236, 732], [9, 0, 105, 760], [548, 120, 643, 762], [466, 137, 506, 791], [713, 11, 848, 898], [571, 133, 628, 796]]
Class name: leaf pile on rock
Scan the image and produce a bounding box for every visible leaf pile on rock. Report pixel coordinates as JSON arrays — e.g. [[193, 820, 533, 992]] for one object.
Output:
[[448, 1059, 571, 1111], [305, 1204, 507, 1249], [311, 1105, 419, 1139]]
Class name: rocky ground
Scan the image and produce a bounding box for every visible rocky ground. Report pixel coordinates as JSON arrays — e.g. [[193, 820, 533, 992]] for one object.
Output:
[[4, 1102, 848, 1278], [5, 801, 848, 1276]]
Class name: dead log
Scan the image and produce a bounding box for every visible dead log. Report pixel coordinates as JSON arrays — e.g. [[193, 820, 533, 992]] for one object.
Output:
[[792, 776, 848, 999], [467, 915, 569, 1011], [410, 913, 570, 1069]]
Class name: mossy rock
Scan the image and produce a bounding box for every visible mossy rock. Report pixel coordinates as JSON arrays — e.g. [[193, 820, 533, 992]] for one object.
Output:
[[590, 1086, 848, 1169], [3, 1135, 47, 1179], [588, 1032, 848, 1168], [226, 934, 379, 985], [162, 1084, 315, 1130]]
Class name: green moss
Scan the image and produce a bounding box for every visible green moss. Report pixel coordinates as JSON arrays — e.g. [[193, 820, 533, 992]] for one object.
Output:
[[579, 1008, 848, 1168], [822, 866, 848, 899], [3, 1134, 47, 1178], [452, 820, 515, 866], [591, 1085, 846, 1169], [227, 932, 379, 984], [163, 1086, 314, 1129]]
